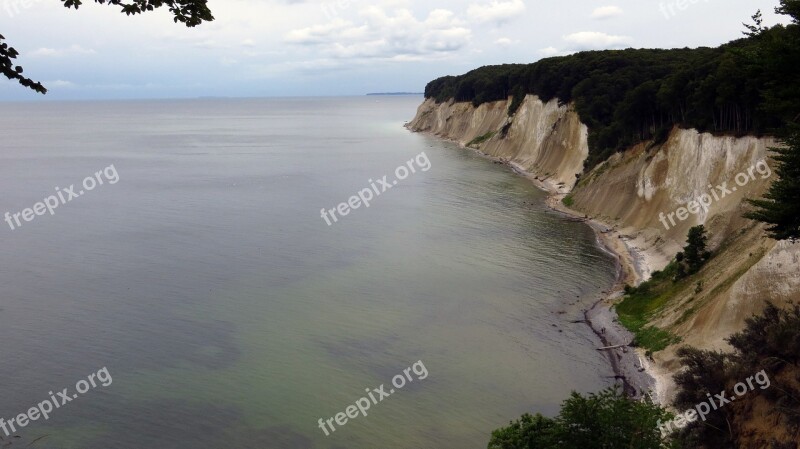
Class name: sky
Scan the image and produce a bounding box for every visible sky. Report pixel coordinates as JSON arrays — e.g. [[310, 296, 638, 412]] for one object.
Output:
[[0, 0, 790, 100]]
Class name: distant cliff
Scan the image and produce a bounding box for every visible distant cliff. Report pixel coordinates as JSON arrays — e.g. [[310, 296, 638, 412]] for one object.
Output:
[[407, 96, 586, 190]]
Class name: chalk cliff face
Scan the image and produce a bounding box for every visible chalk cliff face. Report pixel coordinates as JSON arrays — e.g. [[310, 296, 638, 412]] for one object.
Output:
[[571, 129, 779, 274], [408, 94, 800, 398], [408, 96, 587, 190]]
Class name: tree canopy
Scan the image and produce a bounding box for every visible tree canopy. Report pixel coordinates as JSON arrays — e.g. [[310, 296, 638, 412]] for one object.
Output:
[[741, 1, 800, 241], [424, 2, 800, 169], [675, 225, 711, 278], [487, 387, 672, 449], [1, 0, 214, 94]]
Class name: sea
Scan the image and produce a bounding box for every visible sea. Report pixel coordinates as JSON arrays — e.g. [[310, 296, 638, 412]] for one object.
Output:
[[0, 96, 616, 448]]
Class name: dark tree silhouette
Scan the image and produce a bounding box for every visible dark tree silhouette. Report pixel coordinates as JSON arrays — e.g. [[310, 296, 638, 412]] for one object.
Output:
[[745, 126, 800, 241], [1, 0, 214, 94]]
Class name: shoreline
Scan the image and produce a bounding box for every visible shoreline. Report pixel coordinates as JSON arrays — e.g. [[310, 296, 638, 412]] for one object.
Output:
[[410, 127, 661, 400], [506, 160, 657, 399]]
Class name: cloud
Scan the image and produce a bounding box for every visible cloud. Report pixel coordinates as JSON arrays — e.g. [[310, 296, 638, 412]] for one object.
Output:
[[590, 5, 623, 19], [48, 80, 77, 88], [30, 45, 96, 57], [562, 31, 632, 50], [538, 46, 560, 56], [30, 48, 58, 57], [284, 19, 356, 45], [193, 39, 218, 49], [283, 7, 471, 60], [467, 0, 525, 24], [220, 57, 238, 66], [494, 37, 519, 47]]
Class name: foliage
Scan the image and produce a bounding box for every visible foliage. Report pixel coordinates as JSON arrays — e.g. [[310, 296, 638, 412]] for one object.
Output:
[[488, 413, 558, 449], [616, 262, 682, 352], [561, 195, 574, 207], [488, 387, 673, 449], [742, 10, 767, 37], [728, 303, 800, 369], [777, 0, 800, 22], [0, 34, 46, 93], [675, 225, 711, 279], [1, 0, 214, 94], [617, 226, 711, 350], [671, 303, 800, 448], [741, 2, 800, 240], [467, 131, 496, 147], [745, 125, 800, 240], [507, 85, 526, 116], [621, 318, 680, 353], [424, 6, 800, 169]]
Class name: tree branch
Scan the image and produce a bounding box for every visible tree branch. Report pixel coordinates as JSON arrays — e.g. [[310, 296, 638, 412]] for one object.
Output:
[[2, 0, 213, 94]]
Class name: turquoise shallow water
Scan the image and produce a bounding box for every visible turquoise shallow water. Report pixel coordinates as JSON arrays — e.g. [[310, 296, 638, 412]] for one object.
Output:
[[0, 96, 616, 448]]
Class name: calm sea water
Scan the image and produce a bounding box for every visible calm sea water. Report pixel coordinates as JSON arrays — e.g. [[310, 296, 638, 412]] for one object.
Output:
[[0, 97, 616, 449]]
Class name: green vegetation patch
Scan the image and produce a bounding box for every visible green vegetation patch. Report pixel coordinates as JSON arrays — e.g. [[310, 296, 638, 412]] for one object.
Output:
[[466, 131, 496, 147], [616, 262, 682, 352], [618, 317, 681, 353]]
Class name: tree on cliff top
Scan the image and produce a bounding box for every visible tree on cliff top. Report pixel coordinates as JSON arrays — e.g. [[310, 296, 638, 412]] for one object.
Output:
[[745, 126, 800, 241], [1, 0, 214, 94], [743, 1, 800, 241]]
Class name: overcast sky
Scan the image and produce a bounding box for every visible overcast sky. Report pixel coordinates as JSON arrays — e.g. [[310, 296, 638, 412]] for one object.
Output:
[[0, 0, 789, 100]]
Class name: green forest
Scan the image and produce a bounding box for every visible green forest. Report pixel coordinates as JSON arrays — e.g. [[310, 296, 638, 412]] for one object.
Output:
[[424, 7, 800, 169]]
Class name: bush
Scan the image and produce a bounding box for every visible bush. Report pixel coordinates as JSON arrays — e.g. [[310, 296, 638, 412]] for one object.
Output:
[[488, 387, 673, 449], [671, 303, 800, 448]]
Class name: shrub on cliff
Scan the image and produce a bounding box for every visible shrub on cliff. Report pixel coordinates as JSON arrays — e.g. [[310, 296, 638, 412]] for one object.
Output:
[[671, 303, 800, 448], [675, 225, 711, 279]]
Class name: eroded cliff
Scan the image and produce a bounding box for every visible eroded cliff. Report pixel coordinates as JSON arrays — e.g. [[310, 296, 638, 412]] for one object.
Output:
[[408, 96, 587, 191]]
